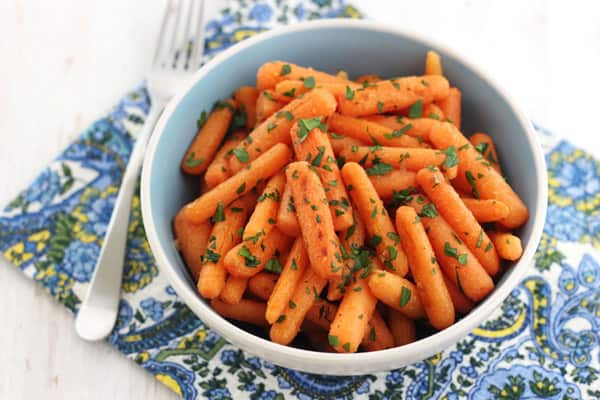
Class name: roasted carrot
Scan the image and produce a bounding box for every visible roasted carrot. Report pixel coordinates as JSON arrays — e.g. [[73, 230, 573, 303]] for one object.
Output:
[[211, 298, 267, 326], [276, 181, 300, 237], [425, 50, 443, 76], [428, 122, 528, 229], [182, 99, 237, 174], [234, 86, 259, 129], [204, 131, 246, 189], [341, 162, 409, 276], [286, 161, 342, 279], [369, 169, 417, 200], [388, 309, 416, 346], [416, 167, 500, 276], [355, 74, 381, 84], [395, 206, 455, 330], [436, 87, 461, 128], [256, 90, 287, 124], [367, 270, 424, 319], [488, 231, 523, 261], [243, 171, 285, 244], [257, 61, 349, 91], [442, 274, 474, 314], [361, 310, 395, 351], [337, 76, 450, 117], [327, 132, 366, 155], [470, 132, 502, 174], [229, 89, 337, 173], [305, 299, 338, 330], [183, 143, 292, 224], [461, 198, 510, 223], [422, 103, 445, 121], [274, 80, 358, 99], [363, 115, 438, 141], [220, 276, 248, 304], [174, 210, 212, 281], [248, 271, 279, 301]]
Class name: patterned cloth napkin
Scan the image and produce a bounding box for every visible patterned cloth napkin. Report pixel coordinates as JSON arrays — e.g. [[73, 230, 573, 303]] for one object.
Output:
[[2, 1, 599, 399]]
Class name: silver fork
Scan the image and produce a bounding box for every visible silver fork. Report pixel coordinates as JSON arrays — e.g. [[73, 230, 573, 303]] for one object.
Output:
[[75, 0, 206, 341]]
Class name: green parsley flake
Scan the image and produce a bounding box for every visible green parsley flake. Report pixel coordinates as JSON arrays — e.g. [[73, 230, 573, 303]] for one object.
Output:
[[184, 152, 204, 168], [399, 286, 411, 307], [232, 148, 249, 163], [303, 76, 316, 88], [420, 203, 438, 218], [346, 86, 355, 100], [408, 100, 423, 118], [366, 162, 393, 176], [211, 202, 225, 223], [196, 111, 207, 130], [280, 64, 292, 76]]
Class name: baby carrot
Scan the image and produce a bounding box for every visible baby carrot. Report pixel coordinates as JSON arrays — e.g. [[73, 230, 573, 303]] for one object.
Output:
[[204, 131, 246, 189], [327, 132, 366, 155], [341, 162, 409, 276], [461, 198, 510, 223], [339, 146, 447, 175], [338, 76, 450, 117], [470, 132, 502, 174], [243, 171, 286, 245], [276, 181, 300, 237], [229, 89, 337, 173], [256, 90, 287, 124], [248, 271, 279, 301], [395, 206, 455, 330], [407, 194, 494, 301], [266, 237, 309, 324], [422, 103, 445, 121], [181, 99, 237, 174], [369, 169, 416, 200], [488, 231, 523, 261], [367, 270, 424, 319], [361, 310, 395, 351], [425, 50, 443, 76], [286, 161, 342, 279], [173, 210, 212, 281], [274, 80, 358, 99], [305, 299, 338, 330], [290, 121, 354, 231], [355, 74, 381, 84], [220, 276, 248, 304], [211, 298, 267, 326], [257, 61, 349, 91], [436, 87, 461, 128], [442, 274, 474, 314], [429, 122, 528, 229], [388, 309, 416, 347], [416, 167, 500, 276], [183, 143, 292, 224], [234, 86, 259, 129], [364, 115, 439, 141]]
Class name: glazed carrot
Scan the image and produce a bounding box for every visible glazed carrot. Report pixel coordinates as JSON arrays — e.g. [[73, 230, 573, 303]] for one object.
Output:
[[266, 237, 309, 324], [364, 115, 438, 141], [425, 50, 443, 76], [341, 162, 408, 276], [369, 169, 416, 200], [488, 231, 523, 261], [429, 122, 528, 229], [220, 276, 248, 304], [290, 121, 354, 231], [470, 132, 502, 174], [361, 310, 395, 351], [388, 309, 416, 347], [355, 74, 381, 84], [367, 270, 424, 319], [276, 181, 300, 237], [461, 198, 510, 223], [234, 86, 259, 129], [436, 87, 461, 128], [257, 61, 349, 91], [327, 132, 366, 155], [286, 161, 342, 279], [443, 275, 474, 314], [339, 146, 451, 177], [243, 171, 286, 244], [305, 299, 338, 330], [229, 89, 337, 173], [248, 271, 279, 301], [338, 76, 450, 117], [174, 210, 212, 281], [328, 277, 378, 353], [181, 99, 237, 174], [211, 298, 267, 326], [204, 131, 246, 188], [395, 206, 455, 329], [416, 167, 500, 276], [422, 103, 445, 121], [274, 80, 358, 99], [183, 143, 292, 223], [197, 195, 255, 299], [407, 194, 494, 301], [224, 228, 293, 279], [256, 90, 287, 124], [328, 114, 424, 148], [269, 268, 327, 345]]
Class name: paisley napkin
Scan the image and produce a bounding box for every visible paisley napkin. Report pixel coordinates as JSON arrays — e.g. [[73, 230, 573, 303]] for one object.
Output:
[[1, 1, 599, 399]]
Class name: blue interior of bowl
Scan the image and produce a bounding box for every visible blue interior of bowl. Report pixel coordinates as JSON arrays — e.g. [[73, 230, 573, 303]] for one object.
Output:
[[146, 24, 540, 289]]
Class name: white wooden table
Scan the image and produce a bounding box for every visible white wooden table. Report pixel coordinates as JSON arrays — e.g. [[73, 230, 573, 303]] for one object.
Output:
[[1, 1, 599, 398]]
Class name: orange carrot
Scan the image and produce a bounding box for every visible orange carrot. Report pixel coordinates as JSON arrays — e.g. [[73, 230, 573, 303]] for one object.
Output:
[[229, 89, 337, 173], [361, 310, 395, 351], [274, 80, 358, 99], [461, 198, 510, 223], [290, 121, 354, 231], [395, 206, 455, 330], [257, 61, 349, 90], [337, 76, 450, 117], [211, 298, 267, 326], [286, 161, 342, 279], [425, 50, 443, 76], [470, 132, 502, 174], [388, 309, 416, 346], [416, 167, 500, 276], [442, 274, 474, 314], [181, 99, 237, 174], [407, 194, 494, 301], [355, 74, 381, 84], [429, 122, 528, 229], [243, 171, 286, 244], [488, 231, 523, 261], [266, 237, 309, 324], [339, 145, 449, 175], [256, 90, 287, 124], [269, 268, 327, 345], [220, 276, 248, 304], [328, 113, 424, 148], [341, 162, 408, 276], [422, 103, 445, 121], [204, 131, 246, 189], [327, 132, 366, 155], [234, 86, 259, 129], [367, 270, 424, 319], [248, 271, 279, 301], [183, 143, 292, 224], [197, 194, 255, 299], [369, 169, 417, 200], [174, 210, 212, 281], [276, 181, 301, 237], [305, 299, 338, 330], [363, 115, 439, 141], [436, 87, 461, 128]]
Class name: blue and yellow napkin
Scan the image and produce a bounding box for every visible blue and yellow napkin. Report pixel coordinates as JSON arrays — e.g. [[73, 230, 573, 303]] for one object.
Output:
[[1, 1, 599, 399]]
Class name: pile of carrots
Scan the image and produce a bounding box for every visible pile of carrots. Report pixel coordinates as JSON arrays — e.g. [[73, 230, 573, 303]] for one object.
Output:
[[174, 51, 528, 353]]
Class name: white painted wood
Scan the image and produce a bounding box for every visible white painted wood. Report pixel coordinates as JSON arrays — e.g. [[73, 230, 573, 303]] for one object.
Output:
[[1, 0, 599, 398]]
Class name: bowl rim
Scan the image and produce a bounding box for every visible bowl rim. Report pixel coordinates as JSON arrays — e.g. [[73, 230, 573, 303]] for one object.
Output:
[[141, 18, 548, 374]]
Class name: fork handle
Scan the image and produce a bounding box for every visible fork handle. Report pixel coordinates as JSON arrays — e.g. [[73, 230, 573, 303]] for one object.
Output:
[[75, 103, 164, 341]]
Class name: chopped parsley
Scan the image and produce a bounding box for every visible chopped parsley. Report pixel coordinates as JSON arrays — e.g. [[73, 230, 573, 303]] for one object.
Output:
[[346, 86, 355, 100], [211, 202, 225, 223], [465, 171, 480, 198], [408, 100, 423, 118], [280, 64, 292, 76], [196, 111, 207, 130], [303, 76, 316, 88], [399, 286, 411, 307], [366, 162, 393, 176], [232, 148, 249, 163], [420, 203, 438, 218]]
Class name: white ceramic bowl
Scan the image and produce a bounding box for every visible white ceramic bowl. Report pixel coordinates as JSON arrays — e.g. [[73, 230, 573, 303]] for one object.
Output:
[[141, 19, 547, 375]]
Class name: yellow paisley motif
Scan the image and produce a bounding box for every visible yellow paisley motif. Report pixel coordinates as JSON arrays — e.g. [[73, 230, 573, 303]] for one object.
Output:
[[4, 242, 33, 267], [472, 308, 527, 339], [155, 374, 183, 397]]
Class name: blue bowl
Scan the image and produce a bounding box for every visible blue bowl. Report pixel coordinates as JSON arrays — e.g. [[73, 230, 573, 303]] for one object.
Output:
[[141, 19, 547, 375]]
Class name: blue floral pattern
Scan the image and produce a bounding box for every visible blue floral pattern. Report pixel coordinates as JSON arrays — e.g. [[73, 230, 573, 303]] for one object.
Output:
[[1, 1, 599, 399]]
